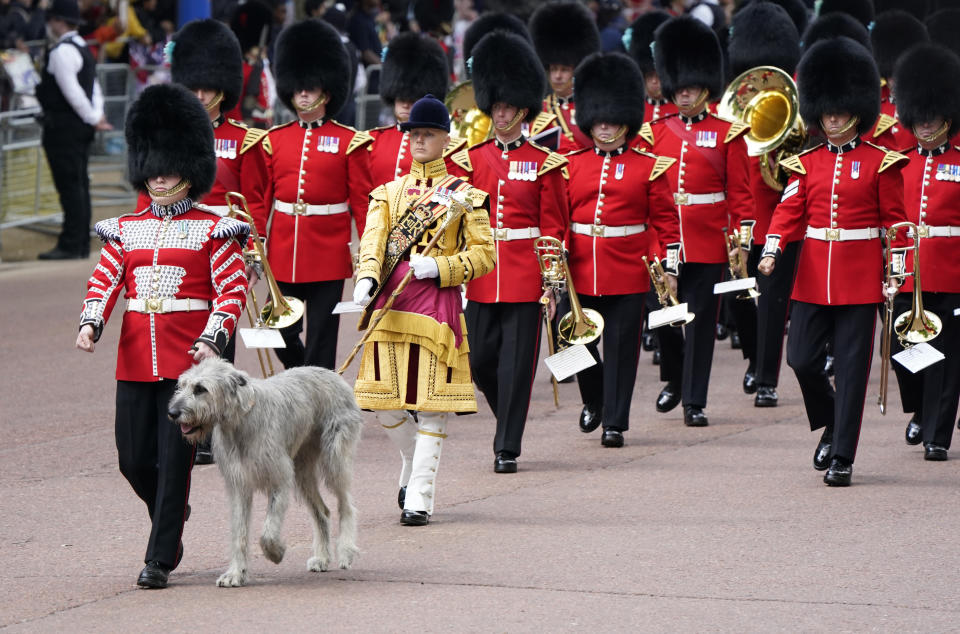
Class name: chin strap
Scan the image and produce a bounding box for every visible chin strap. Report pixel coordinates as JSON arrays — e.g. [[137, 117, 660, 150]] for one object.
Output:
[[495, 108, 528, 132], [823, 115, 860, 140], [914, 120, 950, 144], [145, 178, 191, 199], [294, 92, 329, 113], [592, 125, 627, 145], [204, 91, 224, 113]]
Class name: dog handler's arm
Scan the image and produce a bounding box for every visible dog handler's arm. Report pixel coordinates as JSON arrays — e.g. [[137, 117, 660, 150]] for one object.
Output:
[[194, 220, 251, 356], [191, 341, 219, 362]]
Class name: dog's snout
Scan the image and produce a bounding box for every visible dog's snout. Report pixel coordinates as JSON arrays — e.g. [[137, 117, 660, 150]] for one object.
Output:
[[168, 407, 181, 421]]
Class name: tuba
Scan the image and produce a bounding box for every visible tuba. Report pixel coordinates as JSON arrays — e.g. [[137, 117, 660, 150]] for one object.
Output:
[[878, 221, 942, 414], [445, 81, 493, 147], [643, 255, 694, 326], [717, 66, 807, 191], [534, 236, 604, 346]]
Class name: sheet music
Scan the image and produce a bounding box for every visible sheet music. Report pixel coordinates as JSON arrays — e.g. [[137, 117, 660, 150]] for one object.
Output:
[[332, 301, 364, 314], [544, 344, 597, 382], [713, 277, 758, 295], [893, 342, 944, 374], [239, 328, 287, 349], [648, 303, 693, 329]]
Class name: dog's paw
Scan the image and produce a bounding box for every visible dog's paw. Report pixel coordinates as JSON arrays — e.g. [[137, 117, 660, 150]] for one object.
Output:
[[259, 535, 286, 564], [216, 568, 248, 587], [307, 555, 330, 572], [337, 544, 359, 570]]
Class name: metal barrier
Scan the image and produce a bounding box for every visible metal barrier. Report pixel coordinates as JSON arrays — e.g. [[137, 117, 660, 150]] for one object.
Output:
[[354, 64, 383, 131], [0, 107, 60, 231]]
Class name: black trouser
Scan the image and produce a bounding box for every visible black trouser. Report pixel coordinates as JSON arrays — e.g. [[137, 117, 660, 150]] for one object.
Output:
[[728, 247, 759, 373], [115, 380, 194, 569], [465, 301, 542, 457], [275, 279, 344, 369], [787, 301, 876, 463], [892, 291, 960, 448], [575, 292, 645, 431], [657, 263, 725, 408], [754, 241, 799, 387], [42, 116, 95, 256]]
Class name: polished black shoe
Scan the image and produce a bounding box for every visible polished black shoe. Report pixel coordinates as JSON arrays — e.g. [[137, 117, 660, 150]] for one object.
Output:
[[137, 561, 171, 588], [38, 247, 85, 260], [924, 444, 948, 461], [730, 331, 742, 350], [823, 354, 834, 376], [400, 510, 429, 526], [652, 349, 661, 365], [742, 371, 758, 394], [579, 404, 603, 433], [905, 416, 922, 446], [683, 405, 708, 427], [642, 331, 657, 351], [823, 458, 852, 486], [494, 452, 518, 473], [397, 486, 406, 510], [656, 383, 681, 413], [716, 323, 729, 341], [600, 428, 624, 448], [754, 385, 778, 407], [813, 431, 832, 471]]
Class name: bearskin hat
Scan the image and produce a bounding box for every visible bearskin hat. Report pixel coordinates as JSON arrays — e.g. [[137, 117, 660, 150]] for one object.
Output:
[[529, 2, 601, 69], [737, 0, 809, 36], [380, 32, 449, 107], [728, 2, 801, 78], [625, 10, 670, 76], [274, 19, 351, 117], [170, 19, 243, 114], [462, 12, 530, 64], [934, 0, 960, 9], [802, 12, 871, 53], [412, 0, 455, 35], [125, 84, 216, 196], [875, 0, 929, 20], [894, 44, 960, 138], [797, 36, 880, 136], [472, 31, 544, 122], [654, 16, 723, 102], [574, 52, 644, 142], [230, 0, 272, 52], [870, 10, 928, 79], [815, 0, 874, 26], [925, 9, 960, 57]]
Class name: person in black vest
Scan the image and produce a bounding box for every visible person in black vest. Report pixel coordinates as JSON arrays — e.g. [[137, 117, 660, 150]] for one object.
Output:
[[36, 0, 111, 261]]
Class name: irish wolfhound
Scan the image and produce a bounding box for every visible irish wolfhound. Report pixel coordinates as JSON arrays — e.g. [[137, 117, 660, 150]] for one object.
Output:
[[168, 358, 362, 587]]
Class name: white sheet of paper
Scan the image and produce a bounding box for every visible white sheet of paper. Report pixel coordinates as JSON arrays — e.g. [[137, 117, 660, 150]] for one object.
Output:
[[713, 277, 758, 295], [648, 303, 693, 329], [954, 307, 960, 317], [332, 301, 364, 314], [893, 342, 944, 373], [544, 344, 597, 382], [238, 327, 286, 349]]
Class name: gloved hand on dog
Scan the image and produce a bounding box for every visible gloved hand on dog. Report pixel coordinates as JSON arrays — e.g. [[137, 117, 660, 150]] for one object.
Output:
[[409, 254, 439, 280], [353, 278, 374, 306]]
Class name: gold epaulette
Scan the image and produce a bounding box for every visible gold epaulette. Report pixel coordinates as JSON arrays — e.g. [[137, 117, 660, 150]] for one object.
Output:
[[638, 122, 655, 147], [530, 111, 558, 136], [443, 136, 468, 158], [561, 166, 569, 180], [468, 187, 488, 206], [240, 127, 268, 155], [872, 113, 898, 138], [632, 149, 676, 181], [538, 151, 568, 176], [779, 154, 806, 175], [865, 142, 909, 172], [346, 129, 373, 155], [724, 120, 750, 144], [450, 147, 473, 172]]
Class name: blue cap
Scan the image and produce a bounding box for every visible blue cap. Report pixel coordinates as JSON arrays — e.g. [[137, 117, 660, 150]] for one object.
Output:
[[399, 94, 450, 131]]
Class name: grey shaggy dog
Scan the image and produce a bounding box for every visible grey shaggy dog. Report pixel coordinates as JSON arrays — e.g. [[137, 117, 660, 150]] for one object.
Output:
[[168, 358, 362, 587]]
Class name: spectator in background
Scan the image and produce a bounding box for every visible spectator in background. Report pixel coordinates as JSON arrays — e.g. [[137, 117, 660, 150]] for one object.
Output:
[[594, 0, 627, 52], [349, 0, 381, 67], [229, 0, 273, 127]]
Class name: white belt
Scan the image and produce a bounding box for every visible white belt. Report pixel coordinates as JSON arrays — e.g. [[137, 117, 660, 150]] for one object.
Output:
[[673, 191, 725, 205], [912, 225, 960, 238], [805, 226, 880, 242], [127, 298, 210, 314], [204, 205, 229, 217], [571, 222, 647, 238], [274, 200, 349, 216], [492, 227, 541, 241]]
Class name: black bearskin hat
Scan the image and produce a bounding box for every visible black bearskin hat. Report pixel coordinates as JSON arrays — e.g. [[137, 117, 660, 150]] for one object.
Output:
[[870, 10, 928, 79], [412, 0, 455, 35], [170, 19, 244, 114], [728, 2, 801, 78], [230, 0, 272, 52], [654, 16, 723, 102], [797, 36, 880, 136], [894, 44, 960, 138], [462, 12, 530, 64], [815, 0, 874, 27], [472, 31, 544, 122], [802, 12, 871, 53], [274, 19, 351, 117], [875, 0, 929, 20], [574, 52, 644, 142], [529, 2, 601, 69], [737, 0, 809, 36], [125, 84, 216, 196], [380, 32, 449, 107], [925, 9, 960, 57], [625, 10, 670, 77]]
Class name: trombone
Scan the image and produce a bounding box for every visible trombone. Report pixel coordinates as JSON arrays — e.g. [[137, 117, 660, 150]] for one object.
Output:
[[727, 232, 761, 299], [642, 255, 694, 327], [225, 191, 305, 377], [878, 221, 942, 414]]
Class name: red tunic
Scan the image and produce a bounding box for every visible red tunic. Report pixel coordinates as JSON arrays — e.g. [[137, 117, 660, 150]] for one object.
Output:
[[543, 94, 593, 155], [564, 146, 680, 296], [642, 97, 678, 124], [80, 201, 249, 381], [767, 140, 908, 305], [900, 145, 960, 293], [448, 138, 569, 303], [223, 61, 272, 128], [260, 119, 372, 283], [636, 112, 753, 263]]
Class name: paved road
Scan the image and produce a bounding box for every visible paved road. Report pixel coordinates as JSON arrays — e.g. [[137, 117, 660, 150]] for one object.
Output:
[[2, 257, 959, 632]]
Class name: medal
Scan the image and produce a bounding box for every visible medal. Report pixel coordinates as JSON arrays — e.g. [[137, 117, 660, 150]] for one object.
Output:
[[615, 164, 625, 180], [850, 161, 860, 180], [178, 220, 188, 240], [318, 136, 340, 153], [696, 130, 717, 147], [508, 160, 518, 181]]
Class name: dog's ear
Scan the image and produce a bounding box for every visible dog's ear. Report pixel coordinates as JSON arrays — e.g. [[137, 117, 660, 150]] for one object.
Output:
[[228, 366, 256, 414]]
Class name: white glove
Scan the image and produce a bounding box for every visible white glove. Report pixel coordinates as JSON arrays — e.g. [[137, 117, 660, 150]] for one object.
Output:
[[410, 254, 440, 279], [353, 278, 375, 306]]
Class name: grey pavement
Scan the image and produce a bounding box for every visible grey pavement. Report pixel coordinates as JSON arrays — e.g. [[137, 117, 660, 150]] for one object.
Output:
[[2, 257, 959, 632]]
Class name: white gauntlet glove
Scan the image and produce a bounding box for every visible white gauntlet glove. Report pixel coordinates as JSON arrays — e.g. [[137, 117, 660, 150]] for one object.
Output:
[[353, 278, 375, 306], [410, 254, 440, 279]]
